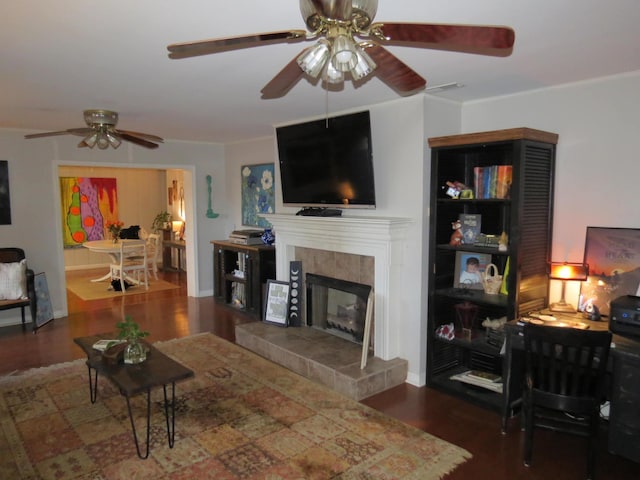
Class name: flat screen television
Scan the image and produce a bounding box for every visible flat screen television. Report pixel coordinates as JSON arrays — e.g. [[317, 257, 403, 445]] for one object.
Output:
[[276, 110, 376, 210]]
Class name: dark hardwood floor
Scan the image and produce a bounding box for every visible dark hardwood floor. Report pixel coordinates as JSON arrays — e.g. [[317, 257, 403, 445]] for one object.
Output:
[[0, 268, 637, 479]]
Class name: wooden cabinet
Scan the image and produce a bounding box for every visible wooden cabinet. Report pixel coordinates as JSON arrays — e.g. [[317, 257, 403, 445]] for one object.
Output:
[[212, 241, 276, 318], [426, 128, 558, 415]]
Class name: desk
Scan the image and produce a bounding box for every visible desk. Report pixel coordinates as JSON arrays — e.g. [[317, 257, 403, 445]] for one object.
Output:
[[83, 239, 144, 283], [74, 334, 194, 459], [163, 239, 185, 272], [503, 313, 640, 462]]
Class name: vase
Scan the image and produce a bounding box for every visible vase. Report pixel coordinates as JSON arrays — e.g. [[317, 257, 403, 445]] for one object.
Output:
[[124, 339, 146, 364], [112, 235, 119, 244], [261, 228, 275, 245]]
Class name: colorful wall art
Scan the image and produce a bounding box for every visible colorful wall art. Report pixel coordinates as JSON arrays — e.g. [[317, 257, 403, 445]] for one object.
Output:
[[241, 163, 274, 227], [59, 177, 119, 247]]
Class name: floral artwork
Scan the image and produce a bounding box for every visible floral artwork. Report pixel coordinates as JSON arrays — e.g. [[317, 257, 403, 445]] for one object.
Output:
[[59, 177, 118, 247], [241, 163, 274, 227]]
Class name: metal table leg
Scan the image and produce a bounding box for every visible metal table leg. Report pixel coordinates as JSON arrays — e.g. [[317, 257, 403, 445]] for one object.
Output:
[[125, 382, 178, 459], [126, 389, 152, 459], [86, 365, 98, 404], [163, 382, 177, 448]]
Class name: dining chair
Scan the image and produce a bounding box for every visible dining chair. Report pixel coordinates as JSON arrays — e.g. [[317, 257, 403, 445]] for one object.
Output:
[[110, 240, 148, 292], [145, 233, 161, 280], [522, 323, 612, 480]]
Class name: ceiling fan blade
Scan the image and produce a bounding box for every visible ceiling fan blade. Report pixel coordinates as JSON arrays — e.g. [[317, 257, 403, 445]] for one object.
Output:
[[116, 129, 164, 143], [369, 23, 515, 56], [361, 43, 426, 95], [167, 30, 307, 59], [67, 128, 94, 136], [24, 128, 91, 139], [309, 0, 352, 20], [118, 132, 160, 149], [260, 54, 306, 99]]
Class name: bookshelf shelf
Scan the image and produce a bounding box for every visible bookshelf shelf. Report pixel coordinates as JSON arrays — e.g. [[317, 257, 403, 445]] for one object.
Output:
[[212, 240, 276, 318]]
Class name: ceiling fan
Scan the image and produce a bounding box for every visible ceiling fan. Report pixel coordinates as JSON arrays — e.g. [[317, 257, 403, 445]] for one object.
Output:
[[167, 0, 515, 99], [24, 110, 164, 149]]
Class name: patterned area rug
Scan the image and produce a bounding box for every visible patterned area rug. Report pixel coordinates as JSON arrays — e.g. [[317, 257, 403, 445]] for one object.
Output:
[[0, 333, 471, 479]]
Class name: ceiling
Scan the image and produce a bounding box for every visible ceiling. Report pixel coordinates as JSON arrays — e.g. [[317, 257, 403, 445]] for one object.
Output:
[[2, 1, 639, 145]]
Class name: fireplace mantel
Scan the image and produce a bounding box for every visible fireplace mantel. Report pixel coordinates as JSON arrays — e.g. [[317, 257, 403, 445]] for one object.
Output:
[[263, 214, 412, 361]]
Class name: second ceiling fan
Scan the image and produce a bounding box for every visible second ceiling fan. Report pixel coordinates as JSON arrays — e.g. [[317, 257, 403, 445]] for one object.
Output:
[[167, 0, 515, 99]]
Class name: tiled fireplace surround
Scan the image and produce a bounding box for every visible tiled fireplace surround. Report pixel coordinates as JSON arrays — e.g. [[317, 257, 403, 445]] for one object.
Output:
[[235, 214, 411, 400]]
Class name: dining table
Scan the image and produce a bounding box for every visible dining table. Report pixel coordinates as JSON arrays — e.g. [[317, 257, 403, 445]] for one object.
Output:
[[83, 239, 144, 284]]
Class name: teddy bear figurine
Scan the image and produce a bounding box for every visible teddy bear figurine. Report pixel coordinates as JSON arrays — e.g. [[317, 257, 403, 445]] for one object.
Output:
[[449, 220, 463, 246]]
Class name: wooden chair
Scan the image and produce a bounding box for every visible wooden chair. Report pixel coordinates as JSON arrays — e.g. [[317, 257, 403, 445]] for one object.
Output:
[[109, 240, 148, 292], [0, 248, 37, 330], [146, 233, 161, 280], [522, 323, 612, 480]]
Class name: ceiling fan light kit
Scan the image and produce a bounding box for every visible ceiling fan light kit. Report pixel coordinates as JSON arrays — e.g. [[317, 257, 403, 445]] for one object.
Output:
[[167, 0, 514, 98], [24, 109, 164, 149]]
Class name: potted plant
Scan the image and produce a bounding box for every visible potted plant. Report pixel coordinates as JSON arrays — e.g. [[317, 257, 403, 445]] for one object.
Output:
[[152, 211, 172, 233], [116, 316, 150, 364]]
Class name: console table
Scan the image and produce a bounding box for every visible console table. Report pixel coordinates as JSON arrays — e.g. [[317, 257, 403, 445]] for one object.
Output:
[[74, 334, 194, 459]]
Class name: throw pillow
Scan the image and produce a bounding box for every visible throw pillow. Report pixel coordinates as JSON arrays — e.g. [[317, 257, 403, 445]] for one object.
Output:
[[0, 259, 27, 300]]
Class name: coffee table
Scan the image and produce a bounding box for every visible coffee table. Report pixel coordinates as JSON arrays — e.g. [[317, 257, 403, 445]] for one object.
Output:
[[74, 334, 194, 459]]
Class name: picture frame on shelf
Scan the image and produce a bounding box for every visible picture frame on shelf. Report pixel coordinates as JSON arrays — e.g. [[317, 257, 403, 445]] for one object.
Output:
[[454, 251, 493, 289], [263, 280, 290, 327], [580, 226, 640, 316]]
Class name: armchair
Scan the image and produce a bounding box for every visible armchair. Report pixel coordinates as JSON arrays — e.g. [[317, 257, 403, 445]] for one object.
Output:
[[0, 248, 37, 331]]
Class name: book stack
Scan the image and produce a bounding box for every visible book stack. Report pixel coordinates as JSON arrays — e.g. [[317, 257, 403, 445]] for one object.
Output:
[[228, 229, 264, 245], [473, 165, 512, 199], [450, 369, 504, 393]]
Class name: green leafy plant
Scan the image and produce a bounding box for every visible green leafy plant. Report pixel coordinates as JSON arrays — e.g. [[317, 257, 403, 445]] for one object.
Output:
[[152, 210, 172, 233], [116, 316, 149, 342]]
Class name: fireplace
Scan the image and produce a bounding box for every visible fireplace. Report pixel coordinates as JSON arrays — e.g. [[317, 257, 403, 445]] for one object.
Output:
[[264, 214, 411, 362], [306, 273, 372, 344]]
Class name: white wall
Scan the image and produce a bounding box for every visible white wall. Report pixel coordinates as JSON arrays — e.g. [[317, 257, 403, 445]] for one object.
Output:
[[0, 131, 227, 325], [462, 71, 640, 305], [225, 96, 435, 385]]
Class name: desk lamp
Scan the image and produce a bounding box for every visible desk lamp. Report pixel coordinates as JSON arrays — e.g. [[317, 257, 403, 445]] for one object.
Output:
[[549, 262, 589, 312]]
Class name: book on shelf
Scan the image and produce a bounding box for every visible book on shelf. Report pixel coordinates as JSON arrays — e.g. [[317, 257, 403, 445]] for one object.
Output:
[[496, 165, 513, 199], [472, 165, 512, 199], [449, 370, 503, 393], [459, 213, 481, 245]]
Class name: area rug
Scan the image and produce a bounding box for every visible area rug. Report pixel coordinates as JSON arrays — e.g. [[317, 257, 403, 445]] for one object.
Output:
[[0, 333, 471, 479], [66, 274, 179, 301]]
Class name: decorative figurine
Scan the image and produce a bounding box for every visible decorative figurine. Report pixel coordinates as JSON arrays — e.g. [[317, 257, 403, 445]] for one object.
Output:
[[450, 220, 463, 246]]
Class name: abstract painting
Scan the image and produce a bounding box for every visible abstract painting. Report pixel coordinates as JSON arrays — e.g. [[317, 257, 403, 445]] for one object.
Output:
[[59, 177, 119, 247], [241, 163, 274, 227]]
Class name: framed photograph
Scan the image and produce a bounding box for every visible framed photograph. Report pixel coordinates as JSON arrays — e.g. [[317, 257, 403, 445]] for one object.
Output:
[[241, 163, 275, 227], [263, 280, 290, 327], [454, 251, 492, 289], [580, 227, 640, 316]]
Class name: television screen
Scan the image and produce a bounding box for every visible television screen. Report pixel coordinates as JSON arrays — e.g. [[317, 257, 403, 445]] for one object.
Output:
[[276, 110, 375, 209]]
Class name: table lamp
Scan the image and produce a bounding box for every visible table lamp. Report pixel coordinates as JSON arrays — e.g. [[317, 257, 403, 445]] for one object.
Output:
[[548, 262, 589, 312]]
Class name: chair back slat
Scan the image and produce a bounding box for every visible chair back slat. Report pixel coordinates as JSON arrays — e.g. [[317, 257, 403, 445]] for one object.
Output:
[[524, 324, 611, 405]]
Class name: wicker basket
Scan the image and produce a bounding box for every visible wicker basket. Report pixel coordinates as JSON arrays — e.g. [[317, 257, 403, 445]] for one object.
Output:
[[482, 263, 502, 295]]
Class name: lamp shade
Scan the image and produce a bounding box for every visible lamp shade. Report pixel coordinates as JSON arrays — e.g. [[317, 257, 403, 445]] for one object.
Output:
[[549, 262, 589, 281], [297, 41, 330, 78], [351, 44, 376, 80], [331, 34, 358, 72]]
